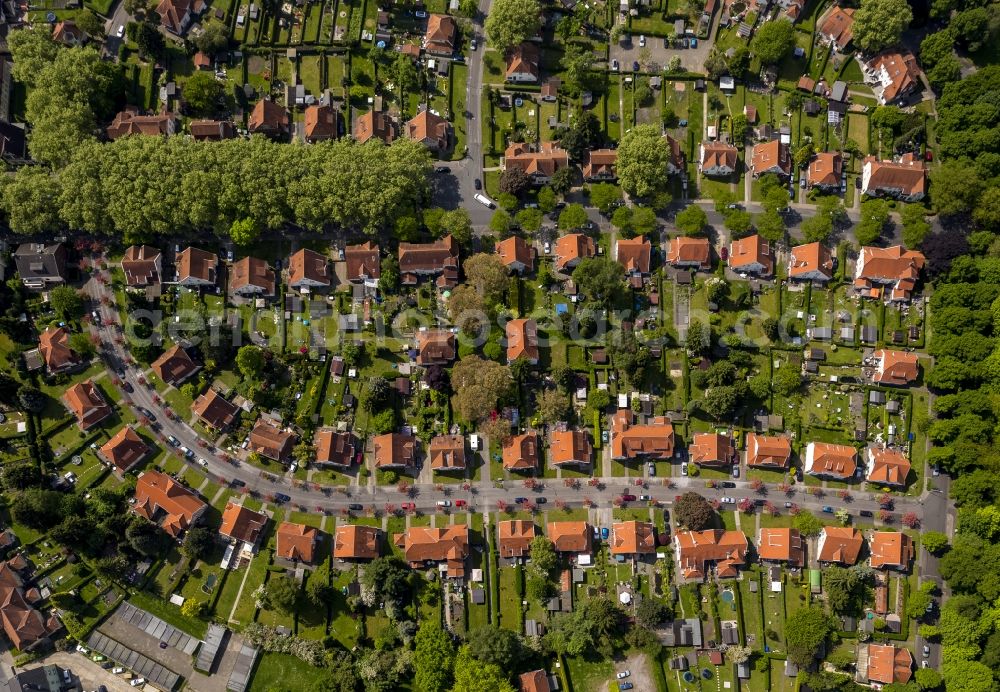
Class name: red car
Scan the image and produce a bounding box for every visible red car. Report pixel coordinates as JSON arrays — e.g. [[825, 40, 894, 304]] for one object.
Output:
[[401, 502, 416, 511], [621, 494, 637, 502], [454, 499, 467, 508]]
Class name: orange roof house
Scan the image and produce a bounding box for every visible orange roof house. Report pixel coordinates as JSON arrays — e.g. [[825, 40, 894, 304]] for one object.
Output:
[[503, 142, 570, 184], [276, 522, 319, 564], [39, 326, 79, 374], [819, 5, 855, 50], [817, 526, 864, 564], [861, 154, 927, 201], [503, 433, 539, 472], [62, 380, 111, 431], [288, 248, 331, 290], [667, 237, 711, 270], [416, 330, 456, 365], [549, 429, 592, 467], [554, 233, 596, 272], [867, 644, 913, 685], [615, 237, 652, 275], [689, 433, 735, 466], [505, 42, 540, 82], [101, 426, 151, 473], [192, 389, 240, 431], [175, 246, 218, 286], [393, 525, 470, 578], [0, 560, 60, 650], [498, 520, 536, 558], [582, 148, 617, 181], [220, 501, 268, 546], [106, 108, 178, 140], [424, 14, 457, 55], [699, 141, 738, 176], [155, 0, 203, 34], [496, 236, 535, 274], [854, 245, 925, 301], [872, 349, 919, 385], [189, 119, 236, 140], [334, 525, 381, 561], [507, 319, 539, 364], [230, 256, 276, 297], [519, 670, 552, 692], [345, 242, 381, 282], [664, 134, 686, 174], [52, 19, 84, 45], [353, 110, 397, 144], [133, 470, 208, 537], [869, 531, 914, 570], [405, 109, 451, 151], [248, 99, 289, 138], [804, 441, 857, 480], [249, 421, 295, 461], [547, 521, 592, 554], [151, 344, 200, 386], [429, 434, 466, 472], [610, 410, 674, 460], [399, 234, 459, 287], [315, 429, 356, 468], [865, 447, 911, 486], [757, 528, 804, 566], [788, 242, 834, 282], [746, 433, 792, 468], [611, 521, 656, 556], [304, 104, 340, 142], [122, 245, 162, 288], [673, 530, 748, 579], [865, 50, 921, 105], [729, 234, 773, 276], [807, 152, 842, 189], [750, 139, 791, 178], [373, 433, 417, 468]]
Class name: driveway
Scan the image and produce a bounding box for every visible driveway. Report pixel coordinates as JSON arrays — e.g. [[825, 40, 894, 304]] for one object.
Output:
[[22, 651, 138, 692]]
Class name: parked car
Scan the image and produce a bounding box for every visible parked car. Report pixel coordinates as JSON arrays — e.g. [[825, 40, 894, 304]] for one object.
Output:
[[454, 500, 467, 508], [639, 495, 650, 501], [617, 671, 631, 680], [76, 645, 89, 654], [601, 527, 610, 539], [116, 24, 125, 38], [619, 683, 633, 691], [137, 407, 155, 421], [721, 496, 735, 504], [474, 178, 482, 190], [785, 502, 794, 508], [274, 493, 291, 503], [470, 38, 477, 50], [638, 35, 645, 46], [437, 500, 452, 507], [632, 61, 640, 72], [621, 494, 636, 502], [731, 466, 740, 478], [536, 497, 547, 504], [112, 668, 124, 675], [610, 59, 619, 71], [167, 435, 179, 447], [681, 462, 688, 476], [923, 645, 930, 657], [822, 505, 834, 513], [414, 9, 427, 16], [514, 497, 528, 504], [130, 679, 145, 688], [230, 479, 245, 488], [198, 458, 208, 468], [859, 510, 874, 517], [348, 503, 364, 511], [435, 166, 449, 173], [721, 481, 736, 488], [800, 177, 807, 188]]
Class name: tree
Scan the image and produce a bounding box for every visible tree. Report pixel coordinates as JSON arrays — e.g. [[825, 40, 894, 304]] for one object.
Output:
[[192, 20, 229, 56], [905, 581, 935, 619], [536, 387, 570, 423], [793, 511, 823, 537], [561, 43, 595, 90], [801, 213, 833, 243], [914, 668, 942, 691], [263, 574, 301, 615], [463, 253, 509, 304], [529, 536, 557, 573], [952, 7, 995, 52], [134, 21, 165, 59], [617, 125, 673, 198], [124, 0, 150, 16], [632, 207, 657, 234], [635, 598, 669, 628], [785, 606, 833, 666], [236, 345, 265, 379], [126, 519, 168, 556], [852, 0, 912, 52], [755, 210, 785, 242], [611, 206, 633, 235], [537, 186, 557, 213], [749, 20, 795, 64], [499, 167, 530, 196], [929, 160, 984, 218], [361, 556, 413, 606], [440, 208, 473, 247], [182, 526, 217, 561], [942, 661, 995, 692], [856, 198, 890, 245], [922, 530, 949, 555], [675, 492, 714, 530], [466, 624, 528, 671], [515, 208, 542, 233], [773, 364, 803, 396], [3, 166, 63, 234], [451, 647, 516, 692], [484, 0, 541, 52], [50, 286, 84, 320], [572, 257, 623, 307], [558, 203, 589, 231], [414, 623, 455, 692], [76, 9, 106, 38], [2, 464, 41, 492], [676, 204, 708, 235], [550, 167, 575, 195], [451, 356, 513, 422], [95, 554, 131, 582], [184, 71, 224, 115], [181, 598, 205, 618], [17, 386, 47, 415], [725, 210, 754, 237], [589, 183, 622, 215], [823, 566, 866, 614], [920, 29, 955, 70]]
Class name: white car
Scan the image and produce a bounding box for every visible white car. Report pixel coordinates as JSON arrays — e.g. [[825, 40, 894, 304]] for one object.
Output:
[[116, 24, 125, 38], [639, 35, 646, 46], [76, 645, 89, 654], [198, 458, 208, 468], [131, 678, 145, 687], [113, 667, 125, 674], [436, 500, 452, 507], [617, 670, 631, 679], [721, 496, 736, 504], [681, 462, 688, 476], [543, 241, 551, 254]]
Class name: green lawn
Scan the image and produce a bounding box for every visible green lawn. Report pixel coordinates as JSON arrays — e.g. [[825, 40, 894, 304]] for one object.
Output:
[[248, 652, 328, 692], [129, 590, 208, 639]]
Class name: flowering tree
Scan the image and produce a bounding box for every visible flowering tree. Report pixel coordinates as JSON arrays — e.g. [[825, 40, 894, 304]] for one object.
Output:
[[738, 498, 755, 513], [524, 478, 537, 489], [788, 503, 800, 516], [751, 479, 765, 493], [878, 494, 894, 509], [878, 509, 893, 523], [710, 498, 722, 510], [385, 503, 396, 515], [588, 477, 601, 487], [902, 512, 920, 528], [837, 489, 852, 501], [397, 481, 410, 494], [555, 499, 567, 511], [582, 497, 594, 507], [763, 501, 777, 516], [496, 500, 508, 512]]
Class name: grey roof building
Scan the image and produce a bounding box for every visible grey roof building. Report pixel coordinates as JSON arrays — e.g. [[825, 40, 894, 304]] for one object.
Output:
[[657, 618, 703, 647], [14, 243, 67, 290]]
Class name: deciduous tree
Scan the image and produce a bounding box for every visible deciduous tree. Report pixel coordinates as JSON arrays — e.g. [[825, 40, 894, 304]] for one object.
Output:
[[749, 20, 795, 64], [617, 125, 673, 198], [852, 0, 913, 53], [484, 0, 542, 52]]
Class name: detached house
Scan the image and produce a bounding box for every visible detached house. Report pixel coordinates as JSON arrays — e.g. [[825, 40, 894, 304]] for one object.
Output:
[[133, 470, 208, 537], [503, 433, 539, 472], [507, 319, 540, 364], [175, 247, 218, 287], [304, 104, 340, 142], [101, 426, 151, 473], [667, 237, 711, 270], [288, 248, 331, 291], [745, 433, 792, 469], [788, 242, 834, 282], [864, 50, 922, 105], [674, 530, 748, 579], [872, 349, 919, 385], [729, 234, 773, 276], [506, 43, 540, 82], [498, 520, 536, 559], [865, 447, 911, 487], [804, 441, 857, 480], [334, 524, 381, 561], [276, 522, 319, 564], [394, 525, 470, 578], [807, 152, 842, 190], [39, 327, 80, 374], [353, 110, 397, 144], [373, 433, 417, 469], [496, 236, 535, 274], [424, 14, 457, 56], [867, 644, 913, 686], [665, 134, 686, 175], [220, 501, 268, 552], [819, 5, 855, 51], [106, 108, 178, 140], [554, 233, 595, 272], [869, 531, 914, 570], [416, 330, 456, 365], [405, 109, 451, 151], [345, 242, 381, 283], [689, 433, 735, 467], [248, 99, 290, 138], [62, 380, 111, 431], [151, 344, 200, 386], [615, 237, 652, 276], [189, 119, 236, 141], [503, 142, 570, 185], [192, 389, 240, 432], [862, 154, 927, 201], [0, 560, 61, 651], [582, 149, 617, 181], [750, 140, 791, 178], [248, 420, 295, 462], [549, 429, 592, 468], [758, 528, 804, 567], [855, 245, 925, 301], [121, 245, 162, 291], [611, 521, 657, 557], [230, 256, 276, 298], [817, 526, 864, 565], [547, 521, 592, 555], [399, 235, 460, 288], [14, 243, 67, 290], [315, 429, 357, 468], [52, 20, 84, 45], [429, 434, 466, 472], [610, 410, 675, 460], [155, 0, 204, 34], [699, 141, 738, 177]]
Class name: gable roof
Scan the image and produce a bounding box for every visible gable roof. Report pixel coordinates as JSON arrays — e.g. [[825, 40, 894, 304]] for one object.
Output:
[[873, 349, 919, 385], [867, 644, 912, 684], [506, 42, 540, 79], [856, 245, 925, 300], [345, 241, 381, 281], [549, 429, 592, 466], [334, 524, 381, 560], [353, 110, 397, 144], [554, 233, 596, 271], [249, 99, 289, 133], [288, 248, 331, 287], [62, 380, 111, 431], [393, 525, 469, 577], [249, 421, 295, 461], [151, 344, 199, 386], [503, 433, 539, 471], [192, 389, 240, 429], [867, 51, 921, 103], [689, 433, 734, 466], [122, 245, 162, 287], [547, 521, 592, 553], [416, 330, 456, 365], [429, 434, 466, 471], [610, 410, 675, 459], [14, 243, 67, 284], [0, 560, 56, 650], [39, 326, 78, 372], [276, 522, 319, 563], [230, 256, 275, 295], [519, 670, 552, 692], [750, 139, 791, 176], [101, 426, 150, 473], [315, 429, 356, 467], [582, 148, 617, 178], [869, 531, 914, 569], [746, 433, 792, 468], [399, 235, 459, 276], [220, 501, 268, 544], [134, 469, 207, 537], [817, 526, 863, 564], [674, 529, 748, 579], [863, 155, 927, 197], [507, 319, 539, 362], [667, 237, 711, 268], [405, 109, 450, 147], [757, 528, 804, 566], [496, 236, 535, 270], [616, 237, 652, 274], [155, 0, 197, 32], [700, 141, 738, 170], [729, 234, 773, 275], [805, 441, 857, 478], [866, 446, 911, 485], [807, 152, 842, 187], [189, 119, 236, 140], [425, 13, 456, 52], [820, 5, 854, 48], [373, 433, 417, 468], [498, 520, 536, 558], [304, 104, 339, 141], [176, 246, 218, 284], [611, 521, 656, 555], [504, 142, 570, 178], [106, 107, 177, 139], [789, 242, 834, 280]]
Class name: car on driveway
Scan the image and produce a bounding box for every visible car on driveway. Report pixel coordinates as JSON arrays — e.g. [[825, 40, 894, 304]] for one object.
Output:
[[632, 61, 640, 72], [601, 527, 610, 539], [116, 25, 125, 38], [435, 166, 449, 173], [167, 435, 179, 447], [619, 684, 633, 691], [137, 407, 155, 421], [610, 59, 619, 71], [681, 462, 688, 476], [621, 494, 636, 502], [721, 496, 735, 504]]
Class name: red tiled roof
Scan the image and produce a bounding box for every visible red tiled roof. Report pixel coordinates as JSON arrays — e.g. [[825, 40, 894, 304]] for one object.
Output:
[[689, 433, 734, 466], [547, 521, 592, 553], [507, 319, 539, 363], [345, 242, 380, 281], [151, 344, 199, 386], [122, 245, 162, 287], [757, 528, 804, 566], [667, 237, 711, 269], [610, 410, 674, 460], [62, 380, 111, 431], [220, 501, 268, 545], [39, 326, 78, 373], [334, 524, 381, 560], [611, 521, 656, 555], [498, 520, 536, 558], [101, 426, 150, 473], [817, 526, 863, 564], [393, 525, 469, 577], [805, 442, 857, 479], [249, 421, 294, 461], [503, 433, 539, 471], [868, 644, 912, 685], [865, 446, 911, 486], [746, 433, 791, 468], [134, 469, 207, 537], [429, 434, 466, 471], [249, 99, 289, 134], [869, 531, 914, 569], [276, 522, 319, 563], [674, 530, 748, 579], [616, 237, 652, 274], [373, 433, 417, 468], [315, 429, 356, 467], [549, 429, 591, 466], [872, 349, 919, 385]]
